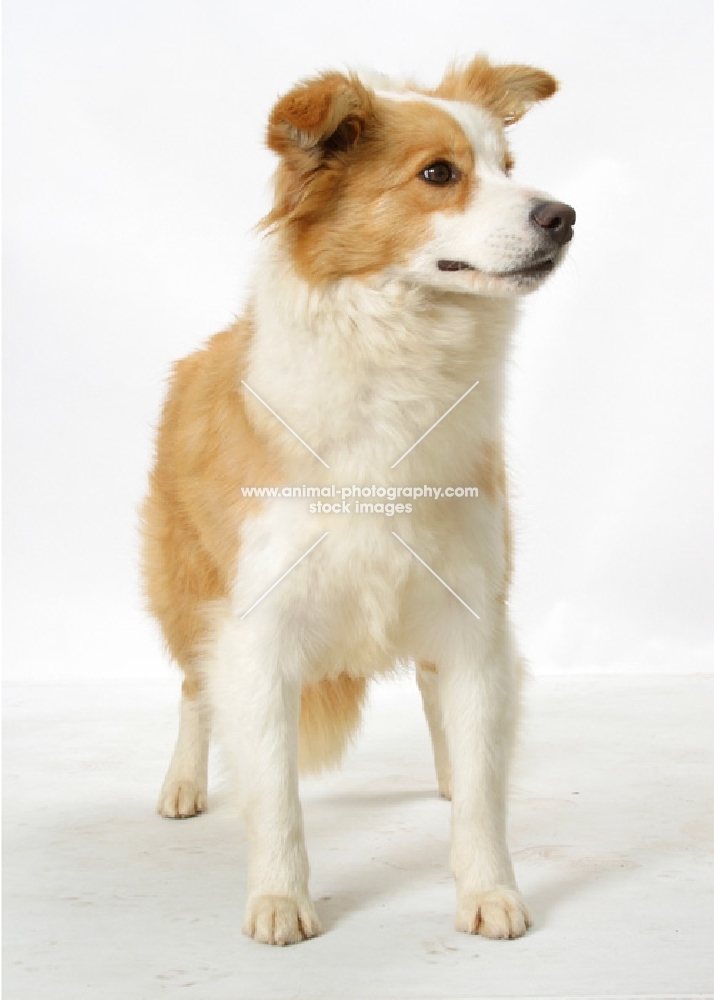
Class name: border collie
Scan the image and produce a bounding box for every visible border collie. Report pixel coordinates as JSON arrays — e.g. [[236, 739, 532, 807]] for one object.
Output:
[[143, 56, 575, 945]]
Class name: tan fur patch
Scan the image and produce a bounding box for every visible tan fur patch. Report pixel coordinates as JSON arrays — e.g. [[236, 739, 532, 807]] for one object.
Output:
[[267, 72, 373, 155], [263, 73, 374, 232], [473, 440, 499, 502], [262, 78, 477, 284], [142, 319, 282, 678], [298, 675, 368, 774], [434, 57, 557, 125], [181, 675, 202, 701]]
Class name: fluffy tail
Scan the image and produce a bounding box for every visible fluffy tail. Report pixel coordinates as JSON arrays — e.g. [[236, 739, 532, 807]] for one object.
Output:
[[298, 675, 368, 775]]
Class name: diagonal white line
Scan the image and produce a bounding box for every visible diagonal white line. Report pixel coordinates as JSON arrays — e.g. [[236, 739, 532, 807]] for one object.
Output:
[[241, 380, 330, 469], [391, 531, 481, 620], [390, 380, 480, 469], [239, 532, 330, 620]]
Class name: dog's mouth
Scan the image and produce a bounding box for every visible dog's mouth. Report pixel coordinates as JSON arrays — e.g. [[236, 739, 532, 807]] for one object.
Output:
[[437, 258, 556, 279]]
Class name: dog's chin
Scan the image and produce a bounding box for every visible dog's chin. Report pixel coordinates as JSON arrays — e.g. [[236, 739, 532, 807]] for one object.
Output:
[[435, 255, 560, 296]]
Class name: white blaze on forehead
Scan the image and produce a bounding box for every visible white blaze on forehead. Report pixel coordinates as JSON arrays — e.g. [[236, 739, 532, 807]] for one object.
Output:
[[352, 74, 549, 289], [367, 89, 548, 285], [374, 88, 506, 174]]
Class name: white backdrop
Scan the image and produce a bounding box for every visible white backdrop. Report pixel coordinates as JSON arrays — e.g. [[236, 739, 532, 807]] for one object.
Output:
[[4, 0, 713, 683]]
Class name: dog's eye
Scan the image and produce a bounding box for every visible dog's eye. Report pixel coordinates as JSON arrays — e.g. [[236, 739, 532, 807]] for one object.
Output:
[[420, 161, 458, 185]]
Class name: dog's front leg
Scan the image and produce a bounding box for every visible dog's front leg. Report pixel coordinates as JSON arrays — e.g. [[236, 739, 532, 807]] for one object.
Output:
[[438, 624, 531, 939], [208, 614, 320, 946]]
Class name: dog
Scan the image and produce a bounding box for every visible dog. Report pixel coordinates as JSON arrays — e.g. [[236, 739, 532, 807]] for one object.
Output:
[[142, 56, 575, 946]]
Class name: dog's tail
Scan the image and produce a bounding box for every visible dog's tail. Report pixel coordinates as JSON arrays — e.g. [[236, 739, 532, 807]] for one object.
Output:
[[298, 675, 368, 775]]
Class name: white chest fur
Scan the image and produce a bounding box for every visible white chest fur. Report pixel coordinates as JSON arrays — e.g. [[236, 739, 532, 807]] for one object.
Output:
[[231, 241, 515, 681]]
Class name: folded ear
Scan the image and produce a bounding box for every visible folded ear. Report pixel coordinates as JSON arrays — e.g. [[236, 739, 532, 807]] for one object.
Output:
[[263, 72, 374, 230], [267, 72, 373, 158], [437, 56, 557, 125]]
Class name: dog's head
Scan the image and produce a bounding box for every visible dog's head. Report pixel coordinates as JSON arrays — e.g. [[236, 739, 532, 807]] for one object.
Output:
[[262, 57, 574, 297]]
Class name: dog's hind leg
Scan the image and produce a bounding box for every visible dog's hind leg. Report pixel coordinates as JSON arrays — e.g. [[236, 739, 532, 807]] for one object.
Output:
[[416, 661, 452, 799], [157, 672, 211, 818]]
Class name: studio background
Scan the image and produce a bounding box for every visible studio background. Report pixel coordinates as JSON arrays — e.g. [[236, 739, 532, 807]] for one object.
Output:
[[4, 3, 714, 999]]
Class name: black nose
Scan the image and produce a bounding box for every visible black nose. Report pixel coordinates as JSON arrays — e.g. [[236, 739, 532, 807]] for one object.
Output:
[[530, 200, 576, 246]]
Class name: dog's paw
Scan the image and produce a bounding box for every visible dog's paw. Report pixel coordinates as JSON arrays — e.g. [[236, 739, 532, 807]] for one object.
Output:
[[157, 779, 207, 819], [455, 887, 531, 939], [243, 894, 321, 946]]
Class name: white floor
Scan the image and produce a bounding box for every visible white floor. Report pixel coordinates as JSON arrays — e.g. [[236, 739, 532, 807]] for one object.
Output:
[[3, 674, 713, 999]]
